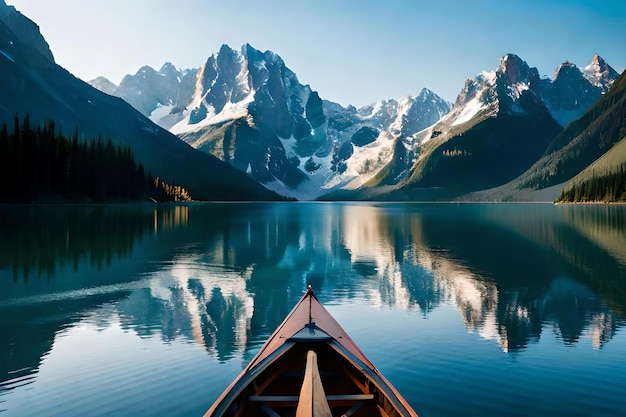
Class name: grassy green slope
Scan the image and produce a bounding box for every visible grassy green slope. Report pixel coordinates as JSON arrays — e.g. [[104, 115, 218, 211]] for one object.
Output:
[[571, 135, 626, 180]]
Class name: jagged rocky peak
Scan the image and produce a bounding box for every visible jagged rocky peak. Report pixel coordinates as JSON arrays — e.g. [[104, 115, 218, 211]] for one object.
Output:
[[552, 61, 586, 85], [136, 64, 158, 77], [88, 76, 117, 95], [540, 54, 620, 124], [417, 88, 451, 112], [584, 53, 619, 91], [498, 55, 542, 93], [417, 87, 438, 102], [158, 62, 180, 77], [497, 54, 533, 84], [388, 89, 451, 137], [201, 44, 242, 85], [195, 44, 249, 116]]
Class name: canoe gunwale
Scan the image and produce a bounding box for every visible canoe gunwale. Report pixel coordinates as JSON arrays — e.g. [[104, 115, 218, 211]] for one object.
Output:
[[327, 340, 417, 417], [207, 341, 297, 417], [204, 288, 419, 417]]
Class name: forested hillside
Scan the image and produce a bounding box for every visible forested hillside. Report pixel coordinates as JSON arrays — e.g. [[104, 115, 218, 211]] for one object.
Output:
[[519, 70, 626, 190], [0, 114, 190, 202], [556, 164, 626, 203]]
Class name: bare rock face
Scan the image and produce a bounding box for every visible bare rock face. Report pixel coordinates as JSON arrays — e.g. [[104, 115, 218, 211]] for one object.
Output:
[[539, 55, 619, 125]]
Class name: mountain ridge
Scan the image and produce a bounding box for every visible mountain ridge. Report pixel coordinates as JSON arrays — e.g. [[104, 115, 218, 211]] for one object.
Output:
[[6, 0, 621, 202], [91, 49, 618, 201], [90, 43, 453, 200], [0, 2, 281, 201], [322, 54, 619, 201]]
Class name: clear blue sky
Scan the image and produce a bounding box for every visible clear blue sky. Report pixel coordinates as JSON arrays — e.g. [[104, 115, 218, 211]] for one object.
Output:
[[8, 0, 626, 107]]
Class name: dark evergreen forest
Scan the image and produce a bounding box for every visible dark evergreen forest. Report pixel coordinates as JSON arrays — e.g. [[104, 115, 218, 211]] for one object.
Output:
[[0, 114, 190, 202], [556, 164, 626, 203]]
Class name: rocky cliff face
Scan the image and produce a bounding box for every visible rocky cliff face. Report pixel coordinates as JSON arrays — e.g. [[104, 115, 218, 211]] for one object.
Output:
[[138, 44, 451, 199], [0, 0, 54, 69], [539, 55, 619, 126]]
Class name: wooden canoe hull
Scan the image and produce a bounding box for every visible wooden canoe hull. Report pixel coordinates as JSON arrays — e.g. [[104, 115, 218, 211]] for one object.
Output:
[[204, 287, 418, 417]]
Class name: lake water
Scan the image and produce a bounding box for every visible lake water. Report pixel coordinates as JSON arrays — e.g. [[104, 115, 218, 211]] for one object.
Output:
[[1, 202, 625, 417]]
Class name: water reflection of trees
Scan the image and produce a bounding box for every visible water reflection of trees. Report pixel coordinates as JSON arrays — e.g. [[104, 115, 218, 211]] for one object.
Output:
[[0, 205, 189, 281], [0, 205, 192, 390], [401, 205, 626, 351], [2, 203, 626, 385]]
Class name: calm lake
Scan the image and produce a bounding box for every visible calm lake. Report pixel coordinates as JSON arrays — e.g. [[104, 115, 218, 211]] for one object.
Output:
[[1, 202, 625, 417]]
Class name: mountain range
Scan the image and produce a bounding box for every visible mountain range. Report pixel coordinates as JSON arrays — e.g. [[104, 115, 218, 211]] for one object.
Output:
[[92, 44, 621, 201], [1, 0, 623, 202], [467, 67, 626, 202], [92, 44, 453, 199], [0, 1, 279, 201]]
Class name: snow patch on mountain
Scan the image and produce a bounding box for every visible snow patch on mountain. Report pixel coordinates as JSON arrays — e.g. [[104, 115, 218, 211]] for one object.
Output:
[[342, 133, 397, 189], [451, 96, 483, 127], [359, 101, 383, 120], [149, 103, 174, 125], [430, 70, 497, 134], [170, 91, 255, 135]]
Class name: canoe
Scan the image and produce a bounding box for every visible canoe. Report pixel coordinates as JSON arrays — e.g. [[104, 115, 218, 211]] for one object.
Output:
[[204, 286, 418, 417]]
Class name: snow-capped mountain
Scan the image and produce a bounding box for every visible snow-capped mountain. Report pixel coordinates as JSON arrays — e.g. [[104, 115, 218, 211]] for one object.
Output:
[[90, 45, 617, 200], [540, 54, 619, 126], [89, 63, 198, 130], [1, 1, 278, 201], [583, 54, 620, 91], [88, 76, 116, 95], [95, 43, 450, 200], [411, 54, 549, 149], [169, 44, 329, 199], [412, 54, 618, 142], [400, 54, 564, 194]]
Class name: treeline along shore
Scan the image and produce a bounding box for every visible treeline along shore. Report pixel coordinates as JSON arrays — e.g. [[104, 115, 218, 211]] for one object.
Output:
[[0, 114, 190, 203], [557, 164, 626, 203]]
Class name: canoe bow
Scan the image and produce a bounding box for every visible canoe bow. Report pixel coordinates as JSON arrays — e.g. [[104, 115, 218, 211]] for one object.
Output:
[[204, 286, 418, 417]]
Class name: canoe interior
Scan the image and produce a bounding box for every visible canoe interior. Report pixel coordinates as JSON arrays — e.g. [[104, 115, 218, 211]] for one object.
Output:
[[222, 341, 402, 417]]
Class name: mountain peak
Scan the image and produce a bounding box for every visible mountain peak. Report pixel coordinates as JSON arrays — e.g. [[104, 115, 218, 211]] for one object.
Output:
[[159, 62, 177, 72], [586, 53, 614, 74], [591, 53, 603, 66], [553, 60, 582, 80], [219, 43, 235, 54], [583, 53, 619, 91], [138, 65, 156, 74], [497, 54, 531, 84], [88, 76, 117, 95], [417, 87, 434, 98]]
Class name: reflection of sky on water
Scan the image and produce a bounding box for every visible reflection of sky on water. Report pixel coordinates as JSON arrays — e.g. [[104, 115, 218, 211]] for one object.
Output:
[[2, 203, 626, 417], [1, 203, 625, 371]]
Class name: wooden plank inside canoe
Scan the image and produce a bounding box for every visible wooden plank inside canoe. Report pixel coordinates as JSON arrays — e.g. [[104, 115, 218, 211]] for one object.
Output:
[[250, 394, 375, 403], [295, 350, 332, 417]]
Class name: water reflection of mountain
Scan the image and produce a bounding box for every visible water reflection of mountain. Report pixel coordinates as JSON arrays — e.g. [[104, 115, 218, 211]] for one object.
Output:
[[129, 203, 625, 356], [2, 203, 626, 389], [0, 204, 191, 390]]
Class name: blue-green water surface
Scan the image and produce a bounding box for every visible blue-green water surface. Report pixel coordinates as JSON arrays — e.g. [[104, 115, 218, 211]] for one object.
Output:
[[1, 202, 625, 416]]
